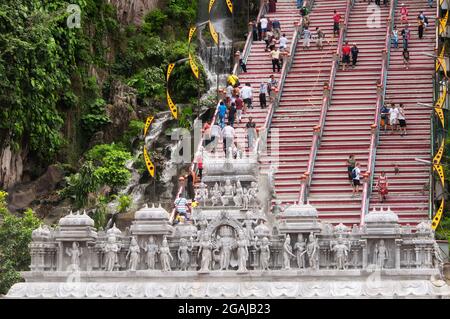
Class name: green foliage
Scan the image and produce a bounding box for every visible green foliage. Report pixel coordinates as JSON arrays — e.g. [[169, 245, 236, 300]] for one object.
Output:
[[93, 195, 108, 230], [165, 0, 197, 28], [86, 143, 132, 189], [61, 161, 100, 209], [142, 9, 168, 35], [113, 194, 132, 214], [81, 98, 111, 135], [122, 120, 145, 147], [178, 106, 194, 130], [127, 67, 165, 100], [0, 191, 41, 295]]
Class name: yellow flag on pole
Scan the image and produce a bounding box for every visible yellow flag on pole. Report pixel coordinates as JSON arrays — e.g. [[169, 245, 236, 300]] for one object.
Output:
[[208, 0, 216, 13], [209, 20, 218, 44], [143, 147, 155, 178], [433, 164, 445, 186], [189, 52, 199, 79], [167, 89, 178, 119], [226, 0, 233, 13], [433, 139, 445, 165], [432, 199, 445, 230], [435, 108, 445, 127], [167, 63, 175, 82], [188, 27, 197, 44], [143, 115, 154, 136]]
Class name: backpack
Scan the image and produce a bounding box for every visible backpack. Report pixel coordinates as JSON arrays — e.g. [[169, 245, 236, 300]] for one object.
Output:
[[351, 168, 357, 179]]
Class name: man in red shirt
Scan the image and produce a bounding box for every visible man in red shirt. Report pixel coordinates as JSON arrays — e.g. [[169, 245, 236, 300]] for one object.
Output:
[[342, 41, 351, 71], [235, 95, 244, 123], [333, 10, 341, 37]]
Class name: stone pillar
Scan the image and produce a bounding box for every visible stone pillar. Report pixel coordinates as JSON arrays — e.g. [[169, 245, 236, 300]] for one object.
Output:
[[415, 247, 421, 268], [86, 244, 92, 271], [425, 248, 432, 268], [58, 242, 64, 271], [395, 240, 401, 269], [190, 247, 198, 270], [362, 242, 368, 268]]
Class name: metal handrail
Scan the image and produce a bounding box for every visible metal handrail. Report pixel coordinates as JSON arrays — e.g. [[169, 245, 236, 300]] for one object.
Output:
[[360, 0, 397, 224], [232, 0, 267, 75], [170, 0, 291, 223], [298, 0, 353, 203]]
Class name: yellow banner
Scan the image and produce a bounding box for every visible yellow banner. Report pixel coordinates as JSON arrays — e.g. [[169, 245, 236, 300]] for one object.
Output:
[[188, 27, 197, 44], [439, 11, 448, 35], [435, 107, 445, 127], [167, 63, 175, 82], [436, 47, 448, 78], [143, 115, 154, 136], [143, 147, 155, 178], [432, 199, 445, 230], [189, 52, 199, 79], [226, 0, 233, 13], [435, 85, 447, 109], [209, 20, 218, 45], [433, 139, 445, 165], [433, 164, 445, 186], [208, 0, 216, 13], [167, 89, 178, 119]]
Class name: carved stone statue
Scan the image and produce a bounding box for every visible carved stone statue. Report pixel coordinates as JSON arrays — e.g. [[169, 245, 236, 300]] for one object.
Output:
[[374, 240, 389, 269], [331, 236, 349, 270], [211, 183, 222, 207], [194, 210, 208, 240], [103, 236, 120, 271], [248, 182, 259, 208], [242, 212, 256, 240], [159, 237, 173, 272], [233, 181, 244, 206], [66, 242, 82, 269], [294, 235, 306, 269], [306, 232, 320, 270], [198, 233, 213, 272], [144, 236, 159, 270], [258, 237, 271, 271], [223, 179, 234, 196], [196, 182, 209, 206], [126, 237, 140, 271], [433, 241, 444, 276], [178, 238, 193, 271], [242, 188, 250, 210], [217, 235, 234, 270], [283, 235, 296, 270], [236, 230, 249, 272]]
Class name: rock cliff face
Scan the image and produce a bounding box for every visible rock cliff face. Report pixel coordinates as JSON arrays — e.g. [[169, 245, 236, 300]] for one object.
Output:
[[108, 0, 160, 25], [0, 144, 26, 190]]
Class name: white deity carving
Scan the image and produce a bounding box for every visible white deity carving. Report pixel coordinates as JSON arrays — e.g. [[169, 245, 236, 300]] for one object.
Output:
[[294, 235, 306, 269], [198, 233, 213, 272], [233, 181, 244, 206], [196, 182, 209, 206], [211, 183, 222, 207], [374, 240, 389, 269], [236, 230, 249, 272], [103, 236, 120, 271], [66, 242, 82, 269], [331, 237, 349, 270], [159, 237, 173, 272], [242, 188, 250, 210], [144, 236, 159, 270], [216, 235, 235, 270], [257, 237, 271, 271], [306, 232, 320, 270], [126, 237, 140, 271], [178, 238, 193, 271], [283, 235, 296, 270]]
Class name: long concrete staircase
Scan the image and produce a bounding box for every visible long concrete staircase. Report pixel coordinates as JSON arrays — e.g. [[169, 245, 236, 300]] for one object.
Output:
[[261, 0, 348, 204], [215, 0, 300, 156], [307, 1, 390, 225], [369, 0, 435, 225]]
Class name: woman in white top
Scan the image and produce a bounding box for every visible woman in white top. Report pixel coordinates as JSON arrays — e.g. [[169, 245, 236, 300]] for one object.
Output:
[[397, 104, 407, 136], [388, 104, 399, 134], [303, 27, 311, 49]]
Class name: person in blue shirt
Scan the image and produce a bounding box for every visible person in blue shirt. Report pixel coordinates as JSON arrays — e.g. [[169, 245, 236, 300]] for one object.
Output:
[[218, 101, 227, 128]]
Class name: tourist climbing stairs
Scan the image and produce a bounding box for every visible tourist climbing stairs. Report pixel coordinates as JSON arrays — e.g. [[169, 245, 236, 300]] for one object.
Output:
[[306, 0, 390, 225], [368, 0, 435, 225], [260, 0, 348, 205]]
